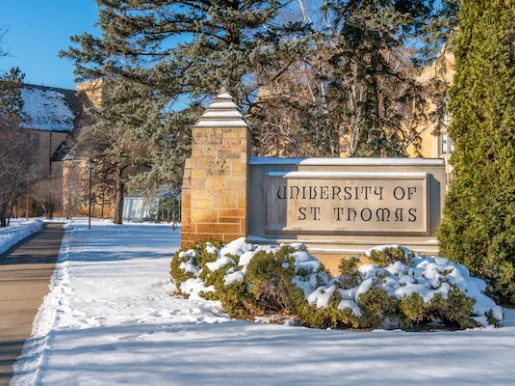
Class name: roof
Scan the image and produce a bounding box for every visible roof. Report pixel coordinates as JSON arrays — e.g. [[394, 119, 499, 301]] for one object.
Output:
[[20, 84, 80, 132]]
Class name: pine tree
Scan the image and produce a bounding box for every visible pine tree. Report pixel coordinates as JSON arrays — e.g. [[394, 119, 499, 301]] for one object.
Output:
[[60, 0, 305, 222], [249, 0, 460, 158], [0, 67, 25, 125], [438, 0, 515, 304], [71, 75, 190, 224], [61, 0, 306, 108]]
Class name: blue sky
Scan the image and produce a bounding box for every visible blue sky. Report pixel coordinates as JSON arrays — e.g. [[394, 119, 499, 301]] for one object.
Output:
[[0, 0, 98, 90]]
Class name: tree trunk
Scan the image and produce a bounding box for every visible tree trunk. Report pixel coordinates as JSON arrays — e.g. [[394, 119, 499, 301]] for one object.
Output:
[[0, 202, 7, 227], [48, 203, 54, 220], [101, 189, 105, 219], [113, 167, 124, 225]]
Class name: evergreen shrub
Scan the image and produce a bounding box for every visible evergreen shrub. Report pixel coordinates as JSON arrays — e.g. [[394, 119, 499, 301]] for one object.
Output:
[[437, 0, 515, 305], [368, 247, 412, 267], [170, 239, 503, 330]]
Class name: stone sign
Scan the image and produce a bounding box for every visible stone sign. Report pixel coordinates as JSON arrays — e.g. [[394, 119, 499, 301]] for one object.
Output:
[[266, 171, 429, 235]]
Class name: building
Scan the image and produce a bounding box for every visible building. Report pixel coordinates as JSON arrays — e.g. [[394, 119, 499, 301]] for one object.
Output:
[[11, 79, 171, 221], [407, 50, 456, 183], [12, 84, 81, 218], [10, 81, 116, 219]]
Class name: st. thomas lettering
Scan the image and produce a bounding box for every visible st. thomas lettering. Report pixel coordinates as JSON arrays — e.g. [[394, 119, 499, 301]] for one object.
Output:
[[298, 207, 321, 221]]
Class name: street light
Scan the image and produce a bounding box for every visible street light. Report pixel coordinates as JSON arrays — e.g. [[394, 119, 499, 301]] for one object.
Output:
[[26, 178, 30, 221], [88, 159, 95, 230]]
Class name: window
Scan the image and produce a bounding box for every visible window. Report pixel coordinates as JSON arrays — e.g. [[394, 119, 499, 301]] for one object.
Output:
[[449, 137, 455, 153], [441, 134, 448, 155]]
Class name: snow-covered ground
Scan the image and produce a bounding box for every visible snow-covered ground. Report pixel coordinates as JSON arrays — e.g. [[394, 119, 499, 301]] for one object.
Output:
[[11, 220, 515, 385], [0, 219, 43, 255]]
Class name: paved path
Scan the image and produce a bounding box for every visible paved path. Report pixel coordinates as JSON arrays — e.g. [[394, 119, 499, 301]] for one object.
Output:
[[0, 223, 64, 386]]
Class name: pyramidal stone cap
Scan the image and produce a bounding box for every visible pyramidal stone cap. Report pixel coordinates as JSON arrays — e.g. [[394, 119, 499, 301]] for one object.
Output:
[[193, 88, 248, 128]]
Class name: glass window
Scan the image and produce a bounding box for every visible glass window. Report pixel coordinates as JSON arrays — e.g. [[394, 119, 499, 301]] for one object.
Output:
[[449, 137, 455, 153], [441, 134, 447, 155]]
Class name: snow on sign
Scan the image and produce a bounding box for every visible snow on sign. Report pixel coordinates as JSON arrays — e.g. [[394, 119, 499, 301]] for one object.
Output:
[[266, 171, 429, 234]]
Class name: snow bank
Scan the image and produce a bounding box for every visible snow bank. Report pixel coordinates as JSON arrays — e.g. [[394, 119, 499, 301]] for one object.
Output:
[[11, 221, 226, 386], [10, 223, 515, 385], [0, 219, 44, 255]]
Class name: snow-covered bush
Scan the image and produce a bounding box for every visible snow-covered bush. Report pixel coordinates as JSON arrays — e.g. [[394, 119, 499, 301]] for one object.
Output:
[[170, 239, 504, 329], [368, 246, 413, 267], [170, 239, 225, 287]]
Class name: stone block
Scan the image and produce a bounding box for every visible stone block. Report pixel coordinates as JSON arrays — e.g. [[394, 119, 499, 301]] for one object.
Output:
[[193, 233, 224, 241], [193, 179, 206, 189], [223, 139, 243, 146], [191, 209, 218, 223], [192, 143, 203, 152], [181, 225, 194, 233], [197, 159, 229, 174], [195, 199, 213, 208], [205, 176, 227, 190], [218, 217, 241, 224], [221, 233, 244, 242], [203, 128, 223, 136], [181, 190, 191, 202], [192, 133, 203, 144], [191, 190, 212, 200], [231, 167, 247, 177], [214, 191, 238, 208], [218, 151, 241, 160], [193, 150, 217, 158], [182, 179, 192, 189], [231, 161, 247, 172], [228, 181, 242, 190], [218, 208, 246, 217], [223, 129, 248, 139], [191, 169, 205, 179], [204, 132, 224, 145], [219, 144, 246, 153], [196, 223, 241, 234]]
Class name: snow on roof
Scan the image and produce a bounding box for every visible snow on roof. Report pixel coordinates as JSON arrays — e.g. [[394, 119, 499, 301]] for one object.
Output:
[[20, 86, 76, 132]]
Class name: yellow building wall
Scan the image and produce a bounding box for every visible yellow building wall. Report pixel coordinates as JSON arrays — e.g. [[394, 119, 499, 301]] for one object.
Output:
[[406, 51, 455, 160], [63, 158, 115, 219]]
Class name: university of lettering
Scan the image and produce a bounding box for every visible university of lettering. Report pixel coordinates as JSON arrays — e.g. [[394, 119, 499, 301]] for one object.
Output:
[[276, 184, 420, 224]]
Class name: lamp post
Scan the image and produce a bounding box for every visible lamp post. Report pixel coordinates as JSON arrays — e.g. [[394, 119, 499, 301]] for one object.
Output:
[[26, 178, 30, 221], [88, 159, 95, 230]]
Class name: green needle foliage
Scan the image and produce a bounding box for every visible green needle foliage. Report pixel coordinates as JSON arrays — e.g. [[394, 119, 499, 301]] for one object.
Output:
[[59, 0, 308, 219], [438, 0, 515, 304], [61, 1, 460, 168]]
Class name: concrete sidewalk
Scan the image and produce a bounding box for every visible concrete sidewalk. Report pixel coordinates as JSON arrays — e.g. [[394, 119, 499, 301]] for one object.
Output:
[[0, 223, 64, 385]]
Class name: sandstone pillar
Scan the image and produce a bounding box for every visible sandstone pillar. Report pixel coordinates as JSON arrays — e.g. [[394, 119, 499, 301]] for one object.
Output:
[[181, 90, 250, 247]]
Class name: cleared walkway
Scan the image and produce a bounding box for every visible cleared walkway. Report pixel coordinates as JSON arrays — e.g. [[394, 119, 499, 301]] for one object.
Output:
[[0, 223, 64, 385]]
